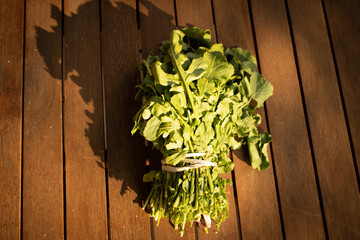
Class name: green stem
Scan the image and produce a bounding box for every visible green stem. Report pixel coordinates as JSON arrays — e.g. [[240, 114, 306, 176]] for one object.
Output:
[[195, 169, 199, 210], [143, 186, 155, 210], [188, 140, 195, 152], [168, 101, 188, 124], [141, 59, 152, 76], [169, 46, 199, 120], [207, 170, 214, 193], [189, 169, 195, 203], [173, 188, 182, 208]]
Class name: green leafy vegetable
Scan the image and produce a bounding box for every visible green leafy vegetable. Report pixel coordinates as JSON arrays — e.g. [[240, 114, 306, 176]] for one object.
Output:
[[132, 27, 273, 236]]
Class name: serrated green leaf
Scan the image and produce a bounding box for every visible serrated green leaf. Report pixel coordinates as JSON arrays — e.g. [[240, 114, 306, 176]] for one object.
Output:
[[226, 48, 257, 76], [152, 61, 180, 86], [204, 51, 234, 84], [247, 132, 272, 171], [170, 93, 187, 115], [182, 27, 212, 48], [249, 72, 273, 107], [185, 57, 207, 82], [151, 102, 169, 116], [209, 43, 224, 53], [197, 77, 216, 98], [216, 98, 233, 120]]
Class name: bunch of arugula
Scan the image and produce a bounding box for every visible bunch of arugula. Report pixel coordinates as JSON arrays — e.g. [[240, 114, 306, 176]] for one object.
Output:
[[132, 27, 273, 236]]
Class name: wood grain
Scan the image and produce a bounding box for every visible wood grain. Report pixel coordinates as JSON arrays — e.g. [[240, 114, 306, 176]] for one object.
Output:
[[22, 0, 64, 239], [213, 0, 283, 239], [101, 0, 151, 239], [175, 0, 215, 36], [139, 0, 176, 57], [0, 1, 24, 239], [287, 0, 360, 238], [250, 0, 326, 238], [175, 0, 240, 239], [63, 0, 108, 238], [323, 0, 360, 178]]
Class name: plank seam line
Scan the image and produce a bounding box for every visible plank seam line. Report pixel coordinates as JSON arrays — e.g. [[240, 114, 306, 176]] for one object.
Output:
[[21, 0, 27, 238], [230, 151, 243, 240], [210, 0, 219, 43], [173, 0, 178, 27], [136, 0, 140, 29], [61, 0, 67, 238], [98, 0, 111, 239], [320, 0, 360, 191], [283, 0, 329, 238], [247, 0, 286, 238], [194, 222, 199, 240]]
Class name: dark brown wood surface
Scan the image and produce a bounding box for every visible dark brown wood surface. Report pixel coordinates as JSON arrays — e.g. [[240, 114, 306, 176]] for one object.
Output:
[[1, 0, 359, 239], [287, 0, 360, 238], [323, 0, 360, 179], [22, 0, 64, 239], [63, 0, 107, 238], [250, 0, 326, 238], [176, 0, 215, 35], [0, 1, 24, 239]]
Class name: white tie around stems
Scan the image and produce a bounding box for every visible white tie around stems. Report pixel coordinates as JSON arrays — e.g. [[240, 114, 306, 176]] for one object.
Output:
[[161, 153, 217, 172]]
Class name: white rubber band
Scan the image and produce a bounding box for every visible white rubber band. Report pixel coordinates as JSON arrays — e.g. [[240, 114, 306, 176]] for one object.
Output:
[[185, 153, 206, 157], [161, 153, 217, 172]]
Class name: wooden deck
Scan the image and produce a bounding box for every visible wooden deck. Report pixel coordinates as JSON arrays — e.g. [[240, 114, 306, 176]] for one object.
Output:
[[1, 0, 360, 239]]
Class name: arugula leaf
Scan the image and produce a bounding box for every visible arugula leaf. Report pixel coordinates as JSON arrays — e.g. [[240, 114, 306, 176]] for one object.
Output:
[[182, 27, 212, 48], [204, 51, 234, 84], [225, 48, 257, 76], [185, 56, 207, 82], [249, 72, 273, 107], [143, 116, 162, 141], [247, 131, 272, 170], [152, 61, 180, 86], [197, 77, 216, 98]]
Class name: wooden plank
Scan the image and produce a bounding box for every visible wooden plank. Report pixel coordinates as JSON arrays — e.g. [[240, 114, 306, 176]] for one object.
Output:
[[249, 0, 326, 238], [139, 1, 195, 238], [22, 1, 64, 239], [100, 0, 151, 239], [139, 0, 176, 57], [323, 0, 360, 178], [63, 0, 108, 238], [0, 1, 24, 239], [175, 1, 240, 239], [175, 0, 215, 35], [286, 0, 360, 238], [212, 0, 283, 239]]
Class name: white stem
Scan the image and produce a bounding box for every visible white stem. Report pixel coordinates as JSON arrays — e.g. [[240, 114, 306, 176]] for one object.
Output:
[[202, 214, 212, 229]]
